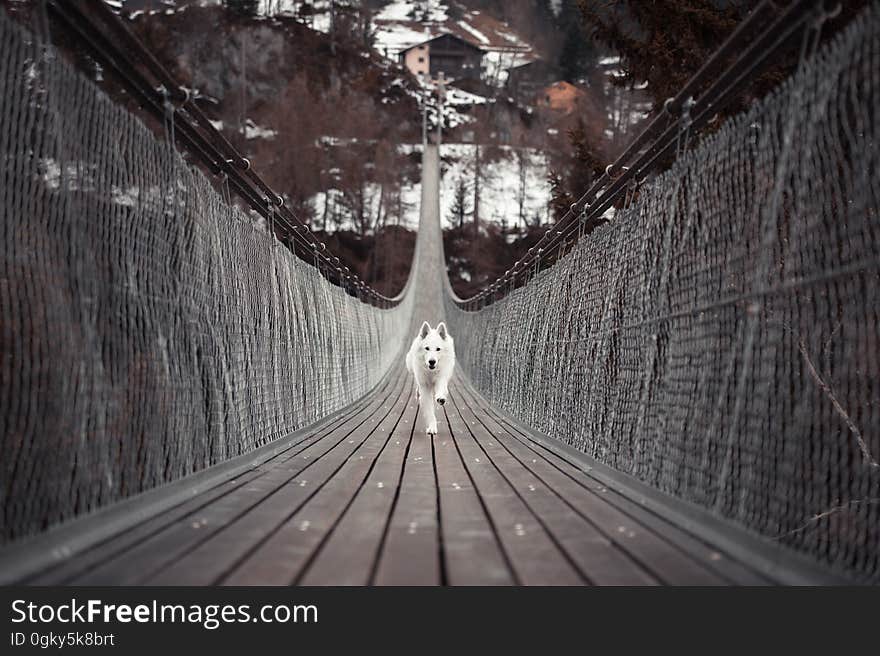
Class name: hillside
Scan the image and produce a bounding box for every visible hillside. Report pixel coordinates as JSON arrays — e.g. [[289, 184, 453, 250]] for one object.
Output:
[[127, 4, 421, 220], [106, 0, 648, 297]]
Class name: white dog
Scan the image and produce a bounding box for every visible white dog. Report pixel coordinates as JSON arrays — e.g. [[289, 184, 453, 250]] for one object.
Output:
[[405, 321, 456, 436]]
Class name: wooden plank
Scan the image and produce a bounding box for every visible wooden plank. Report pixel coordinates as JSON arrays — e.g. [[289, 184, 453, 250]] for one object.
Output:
[[217, 376, 412, 585], [28, 393, 372, 585], [459, 383, 754, 585], [452, 390, 658, 586], [443, 381, 583, 585], [430, 403, 515, 585], [589, 482, 770, 585], [298, 390, 419, 585], [498, 411, 771, 584], [372, 402, 441, 586], [35, 470, 266, 584], [73, 372, 406, 585], [496, 416, 771, 585], [27, 359, 771, 587]]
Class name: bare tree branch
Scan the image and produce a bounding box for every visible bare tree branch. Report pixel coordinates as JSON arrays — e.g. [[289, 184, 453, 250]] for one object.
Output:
[[799, 338, 878, 468], [774, 498, 880, 540]]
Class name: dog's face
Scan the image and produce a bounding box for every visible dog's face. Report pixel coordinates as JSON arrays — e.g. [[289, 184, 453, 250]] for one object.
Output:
[[415, 321, 451, 371]]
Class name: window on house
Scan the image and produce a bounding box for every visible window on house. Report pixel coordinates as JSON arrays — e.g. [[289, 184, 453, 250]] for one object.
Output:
[[418, 57, 425, 63]]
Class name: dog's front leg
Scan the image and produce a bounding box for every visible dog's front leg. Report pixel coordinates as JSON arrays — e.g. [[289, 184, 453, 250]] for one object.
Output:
[[435, 376, 449, 407], [419, 391, 438, 436]]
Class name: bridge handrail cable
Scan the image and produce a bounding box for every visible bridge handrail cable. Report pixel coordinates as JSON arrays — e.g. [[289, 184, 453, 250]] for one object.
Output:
[[454, 0, 835, 310], [47, 0, 403, 309]]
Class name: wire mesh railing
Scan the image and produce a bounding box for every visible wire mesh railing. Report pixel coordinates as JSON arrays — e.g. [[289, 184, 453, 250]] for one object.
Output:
[[444, 2, 880, 582], [2, 0, 878, 586], [452, 0, 848, 311], [46, 0, 401, 308], [0, 7, 413, 542]]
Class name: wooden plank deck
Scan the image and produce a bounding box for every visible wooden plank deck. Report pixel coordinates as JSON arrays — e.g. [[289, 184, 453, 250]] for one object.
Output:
[[5, 366, 831, 586]]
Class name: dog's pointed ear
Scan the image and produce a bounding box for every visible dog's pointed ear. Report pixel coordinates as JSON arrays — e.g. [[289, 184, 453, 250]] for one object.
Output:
[[419, 321, 431, 339], [437, 322, 448, 340]]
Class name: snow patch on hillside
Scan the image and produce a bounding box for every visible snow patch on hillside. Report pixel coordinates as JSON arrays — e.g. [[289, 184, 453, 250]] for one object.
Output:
[[372, 23, 434, 54], [243, 119, 277, 140], [438, 143, 551, 229], [444, 86, 489, 105], [376, 0, 448, 22], [482, 50, 532, 86], [457, 20, 490, 45], [305, 141, 551, 232], [286, 0, 535, 88]]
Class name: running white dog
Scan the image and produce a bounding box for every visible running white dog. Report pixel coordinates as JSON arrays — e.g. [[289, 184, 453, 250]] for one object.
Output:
[[405, 321, 456, 436]]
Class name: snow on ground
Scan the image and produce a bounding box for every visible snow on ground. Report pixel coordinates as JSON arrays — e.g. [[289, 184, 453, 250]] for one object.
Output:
[[598, 55, 621, 66], [493, 24, 530, 49], [414, 141, 552, 230], [457, 20, 490, 45], [304, 141, 550, 233], [481, 49, 533, 86], [307, 177, 422, 233], [412, 74, 492, 130], [420, 76, 493, 129], [268, 0, 440, 53], [437, 143, 551, 230], [372, 22, 435, 55], [310, 12, 331, 33], [244, 122, 278, 140], [282, 0, 534, 88], [427, 104, 474, 130], [256, 0, 320, 17], [398, 176, 423, 228], [376, 0, 448, 22], [444, 86, 489, 105]]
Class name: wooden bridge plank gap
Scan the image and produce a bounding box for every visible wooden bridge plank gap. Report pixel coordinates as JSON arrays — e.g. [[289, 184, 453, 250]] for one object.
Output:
[[32, 378, 395, 585], [460, 378, 771, 585], [215, 373, 413, 585], [75, 372, 407, 585]]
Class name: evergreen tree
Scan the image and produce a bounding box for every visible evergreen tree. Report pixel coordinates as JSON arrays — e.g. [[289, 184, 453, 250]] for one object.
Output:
[[557, 0, 596, 82], [577, 0, 746, 112], [533, 0, 556, 24], [548, 119, 605, 221], [450, 177, 470, 230], [577, 0, 867, 115], [225, 0, 259, 17]]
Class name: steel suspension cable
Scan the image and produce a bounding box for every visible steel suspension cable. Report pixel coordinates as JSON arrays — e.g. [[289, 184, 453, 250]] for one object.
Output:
[[456, 0, 830, 310], [46, 0, 400, 308]]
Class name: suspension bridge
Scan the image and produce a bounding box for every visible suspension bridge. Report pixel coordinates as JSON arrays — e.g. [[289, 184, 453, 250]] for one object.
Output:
[[0, 1, 878, 585]]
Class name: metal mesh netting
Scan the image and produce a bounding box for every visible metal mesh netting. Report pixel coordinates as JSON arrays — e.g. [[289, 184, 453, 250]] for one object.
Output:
[[446, 6, 880, 581], [0, 13, 412, 542]]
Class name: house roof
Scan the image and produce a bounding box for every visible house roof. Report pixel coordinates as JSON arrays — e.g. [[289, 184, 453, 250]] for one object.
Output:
[[507, 59, 544, 72], [537, 81, 587, 115], [506, 59, 559, 77], [399, 33, 485, 55]]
